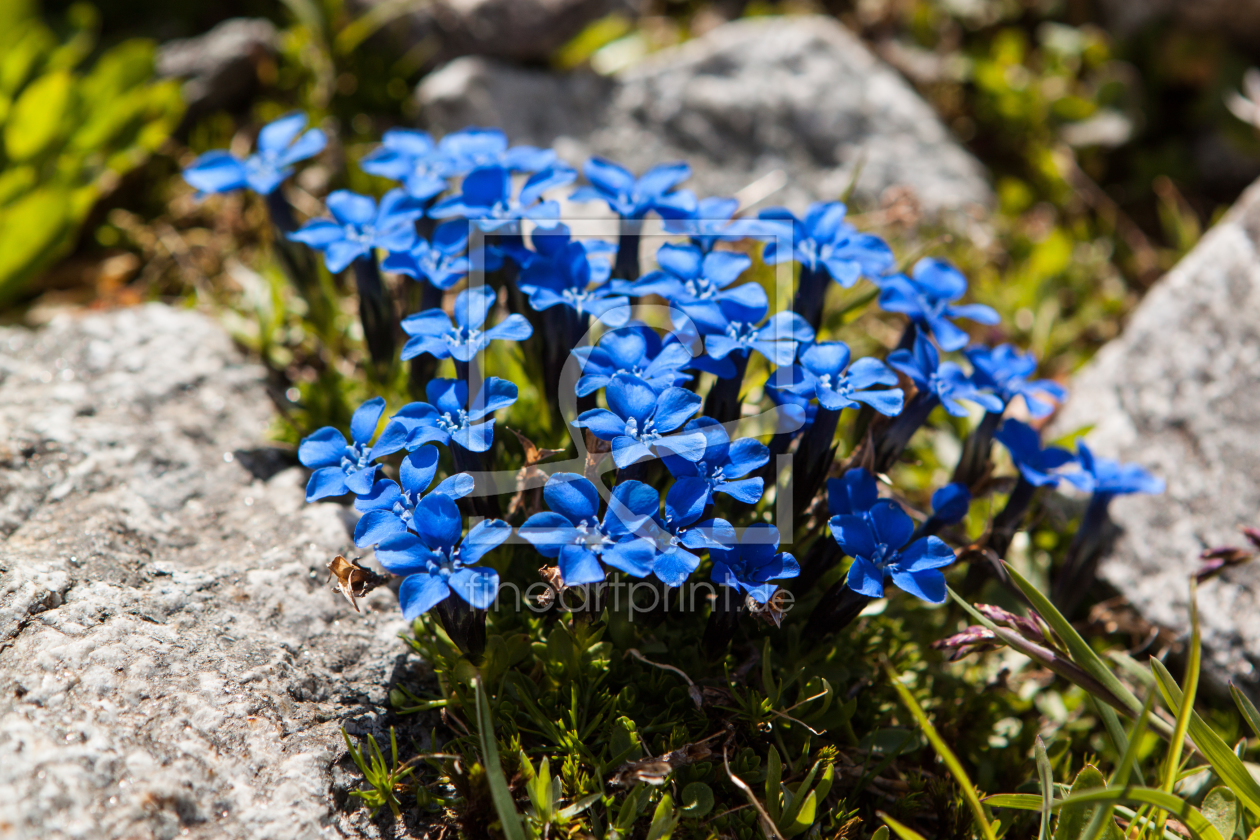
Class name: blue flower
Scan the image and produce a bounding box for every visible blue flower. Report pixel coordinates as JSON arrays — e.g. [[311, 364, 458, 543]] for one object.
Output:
[[710, 523, 798, 604], [928, 483, 971, 525], [519, 473, 660, 585], [652, 478, 737, 587], [352, 445, 475, 546], [400, 286, 533, 363], [379, 378, 518, 454], [288, 189, 423, 273], [570, 157, 697, 220], [758, 202, 894, 287], [827, 467, 880, 518], [572, 324, 694, 397], [764, 364, 816, 435], [437, 126, 557, 175], [662, 417, 768, 505], [373, 493, 511, 617], [830, 500, 956, 603], [778, 341, 904, 416], [617, 242, 765, 310], [360, 129, 456, 201], [887, 335, 1005, 417], [517, 224, 630, 325], [429, 163, 574, 233], [676, 299, 814, 368], [182, 112, 326, 196], [1061, 442, 1165, 499], [381, 221, 471, 290], [965, 344, 1067, 419], [574, 373, 707, 468], [994, 420, 1075, 487], [663, 196, 753, 253], [298, 397, 401, 502], [878, 258, 1000, 352]]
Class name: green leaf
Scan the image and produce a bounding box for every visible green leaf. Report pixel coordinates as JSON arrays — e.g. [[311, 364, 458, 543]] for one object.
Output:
[[557, 793, 602, 821], [871, 827, 890, 840], [679, 782, 714, 819], [880, 812, 929, 840], [1052, 788, 1226, 840], [986, 793, 1046, 810], [766, 745, 783, 823], [1052, 766, 1122, 840], [1151, 658, 1260, 818], [615, 783, 651, 831], [783, 791, 817, 838], [646, 794, 679, 840], [1036, 736, 1053, 840], [1163, 583, 1201, 803], [472, 677, 527, 840], [0, 187, 73, 303], [1003, 566, 1143, 717], [882, 661, 998, 840], [1231, 683, 1260, 740], [4, 69, 72, 160], [1201, 787, 1238, 839]]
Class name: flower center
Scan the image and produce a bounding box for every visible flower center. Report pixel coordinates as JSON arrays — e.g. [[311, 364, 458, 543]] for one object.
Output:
[[574, 519, 612, 552], [436, 409, 470, 433], [340, 442, 371, 474]]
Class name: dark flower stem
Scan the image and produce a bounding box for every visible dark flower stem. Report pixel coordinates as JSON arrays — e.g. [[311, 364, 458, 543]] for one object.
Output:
[[702, 584, 743, 655], [265, 190, 334, 337], [352, 256, 396, 371], [952, 410, 1004, 490], [894, 320, 919, 352], [434, 596, 486, 658], [792, 266, 829, 333], [451, 442, 500, 520], [804, 582, 873, 638], [615, 218, 644, 281], [408, 280, 443, 400], [792, 405, 840, 518], [873, 391, 939, 473], [794, 534, 841, 593], [703, 352, 750, 423], [988, 477, 1037, 560], [1052, 493, 1112, 617]]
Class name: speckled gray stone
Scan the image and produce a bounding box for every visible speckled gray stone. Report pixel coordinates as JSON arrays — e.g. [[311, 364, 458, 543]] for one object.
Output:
[[0, 304, 428, 840], [415, 15, 992, 218], [1054, 179, 1260, 688]]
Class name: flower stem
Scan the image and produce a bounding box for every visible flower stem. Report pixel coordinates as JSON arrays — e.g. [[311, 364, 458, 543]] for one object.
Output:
[[352, 255, 397, 371], [615, 217, 643, 281], [702, 352, 750, 424], [951, 410, 1004, 490], [872, 391, 939, 473], [792, 266, 829, 332]]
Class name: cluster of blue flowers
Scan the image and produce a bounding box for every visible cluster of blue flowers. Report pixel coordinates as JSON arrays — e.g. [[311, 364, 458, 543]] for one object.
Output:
[[187, 114, 1165, 643]]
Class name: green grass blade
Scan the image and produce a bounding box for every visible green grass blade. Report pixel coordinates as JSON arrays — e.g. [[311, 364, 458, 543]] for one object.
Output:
[[882, 661, 998, 840], [985, 793, 1045, 810], [1230, 683, 1260, 739], [1052, 787, 1226, 840], [473, 677, 528, 840], [879, 812, 929, 840], [1151, 659, 1260, 818], [1096, 700, 1145, 786], [1004, 565, 1143, 715], [1035, 737, 1053, 840], [1162, 583, 1201, 800]]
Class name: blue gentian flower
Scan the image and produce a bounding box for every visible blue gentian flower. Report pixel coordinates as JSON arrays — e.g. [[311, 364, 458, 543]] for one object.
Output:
[[652, 478, 737, 587], [429, 164, 574, 232], [678, 299, 814, 368], [373, 493, 511, 617], [994, 420, 1075, 487], [298, 397, 401, 502], [778, 341, 904, 416], [570, 157, 697, 220], [764, 364, 816, 439], [288, 189, 423, 273], [1061, 442, 1165, 499], [661, 417, 769, 505], [400, 285, 533, 363], [663, 196, 751, 253], [709, 523, 799, 604], [353, 445, 475, 546], [572, 324, 694, 397], [182, 112, 326, 196], [381, 221, 470, 290], [758, 202, 894, 287], [618, 242, 765, 309], [438, 126, 557, 175], [929, 483, 971, 525], [878, 258, 1000, 352], [378, 378, 518, 454], [360, 129, 455, 201], [517, 225, 630, 325], [965, 344, 1068, 419], [574, 373, 706, 468], [830, 499, 956, 603], [828, 467, 880, 518], [519, 473, 659, 585], [887, 335, 1005, 417]]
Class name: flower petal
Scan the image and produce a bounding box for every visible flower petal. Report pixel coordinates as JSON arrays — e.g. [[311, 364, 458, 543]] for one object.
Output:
[[448, 566, 500, 609], [399, 573, 450, 620], [298, 426, 347, 468], [543, 473, 600, 523]]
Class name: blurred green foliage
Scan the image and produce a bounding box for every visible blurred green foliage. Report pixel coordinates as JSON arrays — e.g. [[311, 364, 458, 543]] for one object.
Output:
[[0, 0, 183, 306]]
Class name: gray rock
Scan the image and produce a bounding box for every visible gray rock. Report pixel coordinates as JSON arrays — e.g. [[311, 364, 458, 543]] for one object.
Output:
[[357, 0, 620, 65], [157, 19, 278, 119], [416, 16, 993, 217], [1054, 178, 1260, 687], [0, 304, 427, 839], [1099, 0, 1260, 40]]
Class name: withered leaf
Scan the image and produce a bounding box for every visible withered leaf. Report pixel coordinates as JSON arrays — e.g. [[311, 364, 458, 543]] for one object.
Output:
[[327, 555, 389, 613]]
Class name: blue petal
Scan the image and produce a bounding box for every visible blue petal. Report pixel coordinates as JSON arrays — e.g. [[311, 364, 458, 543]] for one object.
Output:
[[719, 477, 764, 505], [305, 467, 349, 502], [452, 420, 495, 452], [845, 555, 886, 598], [867, 500, 915, 551], [607, 374, 658, 424], [543, 473, 600, 523], [399, 574, 450, 620], [461, 519, 512, 564], [651, 387, 702, 433], [354, 510, 408, 547], [182, 151, 247, 194], [829, 514, 878, 559], [656, 431, 708, 462], [298, 426, 347, 468], [399, 446, 440, 496], [602, 537, 656, 578], [604, 480, 660, 537], [611, 437, 655, 469], [278, 128, 327, 167], [375, 533, 435, 574], [448, 567, 499, 609], [401, 309, 455, 337], [574, 408, 628, 441], [354, 478, 403, 512], [350, 397, 388, 445], [326, 190, 376, 226], [344, 465, 381, 496], [654, 547, 700, 587], [484, 314, 533, 342], [655, 243, 703, 280], [898, 536, 957, 572], [519, 512, 578, 558], [724, 438, 768, 477], [854, 388, 905, 417], [889, 569, 945, 604], [412, 493, 463, 552], [559, 544, 605, 585], [257, 112, 308, 152], [467, 377, 517, 421], [664, 478, 711, 528]]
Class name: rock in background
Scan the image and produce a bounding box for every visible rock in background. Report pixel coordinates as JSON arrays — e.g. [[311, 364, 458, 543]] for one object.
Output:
[[157, 19, 278, 126], [416, 16, 993, 217], [1055, 178, 1260, 688], [0, 305, 424, 840]]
